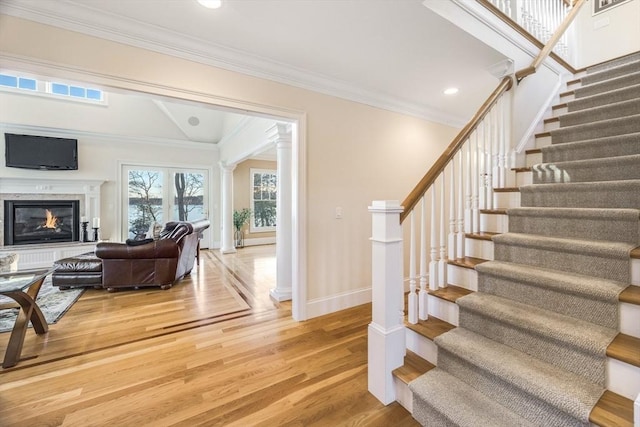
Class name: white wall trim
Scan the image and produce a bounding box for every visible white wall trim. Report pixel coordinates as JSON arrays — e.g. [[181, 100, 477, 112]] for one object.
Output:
[[242, 236, 276, 247], [305, 287, 371, 319]]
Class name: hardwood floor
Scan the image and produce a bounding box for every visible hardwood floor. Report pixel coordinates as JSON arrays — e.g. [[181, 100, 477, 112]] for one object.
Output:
[[0, 245, 416, 426]]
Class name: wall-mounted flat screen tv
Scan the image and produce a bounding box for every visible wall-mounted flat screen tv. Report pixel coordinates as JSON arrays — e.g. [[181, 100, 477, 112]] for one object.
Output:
[[5, 133, 78, 170]]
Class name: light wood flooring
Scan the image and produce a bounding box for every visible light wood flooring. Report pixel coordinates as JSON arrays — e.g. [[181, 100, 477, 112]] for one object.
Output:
[[0, 245, 416, 426]]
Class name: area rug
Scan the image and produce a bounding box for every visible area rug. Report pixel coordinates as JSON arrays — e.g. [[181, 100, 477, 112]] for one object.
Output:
[[0, 277, 84, 333]]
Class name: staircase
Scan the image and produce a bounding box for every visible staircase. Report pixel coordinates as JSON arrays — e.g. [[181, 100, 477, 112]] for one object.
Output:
[[396, 53, 640, 426]]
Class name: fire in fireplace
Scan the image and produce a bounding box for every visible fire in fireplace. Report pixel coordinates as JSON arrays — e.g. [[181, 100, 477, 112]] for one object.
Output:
[[4, 200, 80, 245]]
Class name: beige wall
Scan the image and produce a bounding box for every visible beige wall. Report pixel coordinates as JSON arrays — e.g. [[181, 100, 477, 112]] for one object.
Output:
[[0, 15, 458, 310], [233, 159, 277, 242], [574, 0, 640, 68]]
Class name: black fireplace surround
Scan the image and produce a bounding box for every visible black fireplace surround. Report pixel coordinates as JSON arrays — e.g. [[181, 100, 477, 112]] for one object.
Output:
[[4, 200, 80, 246]]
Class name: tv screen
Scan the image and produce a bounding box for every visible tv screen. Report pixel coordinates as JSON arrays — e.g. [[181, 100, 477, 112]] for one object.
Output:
[[5, 133, 78, 170]]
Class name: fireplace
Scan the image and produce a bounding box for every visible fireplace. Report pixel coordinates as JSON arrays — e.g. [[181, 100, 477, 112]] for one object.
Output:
[[4, 200, 80, 246]]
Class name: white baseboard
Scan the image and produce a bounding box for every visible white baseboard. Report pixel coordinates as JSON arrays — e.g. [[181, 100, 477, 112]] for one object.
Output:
[[243, 237, 276, 246], [306, 287, 371, 319]]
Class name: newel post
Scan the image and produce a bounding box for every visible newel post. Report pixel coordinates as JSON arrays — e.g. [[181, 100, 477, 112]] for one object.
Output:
[[368, 200, 405, 405]]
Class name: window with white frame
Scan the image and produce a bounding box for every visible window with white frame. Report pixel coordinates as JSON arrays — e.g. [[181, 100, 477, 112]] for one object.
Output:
[[250, 168, 277, 232], [0, 71, 105, 104]]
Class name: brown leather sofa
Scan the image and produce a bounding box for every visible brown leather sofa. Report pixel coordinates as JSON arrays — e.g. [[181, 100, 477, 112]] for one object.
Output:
[[95, 219, 210, 292]]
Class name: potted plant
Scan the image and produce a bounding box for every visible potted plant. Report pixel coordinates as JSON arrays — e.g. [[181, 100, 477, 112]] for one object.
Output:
[[233, 208, 251, 248]]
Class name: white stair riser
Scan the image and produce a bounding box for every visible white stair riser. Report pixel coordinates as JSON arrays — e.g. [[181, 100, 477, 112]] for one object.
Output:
[[632, 260, 640, 285], [407, 327, 438, 365], [607, 358, 640, 401], [494, 191, 520, 209], [393, 377, 413, 413], [465, 238, 494, 260], [516, 171, 532, 187], [560, 92, 576, 102], [480, 213, 508, 234], [427, 293, 459, 326], [552, 106, 568, 117], [621, 301, 640, 338], [535, 134, 552, 148], [544, 120, 560, 132], [447, 264, 478, 291], [526, 152, 543, 167]]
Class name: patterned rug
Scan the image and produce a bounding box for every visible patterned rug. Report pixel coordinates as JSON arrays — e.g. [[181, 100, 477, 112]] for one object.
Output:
[[0, 277, 84, 333]]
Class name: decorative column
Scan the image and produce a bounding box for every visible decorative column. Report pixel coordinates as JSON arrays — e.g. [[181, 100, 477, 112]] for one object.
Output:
[[368, 200, 405, 405], [220, 162, 236, 254], [269, 123, 293, 301]]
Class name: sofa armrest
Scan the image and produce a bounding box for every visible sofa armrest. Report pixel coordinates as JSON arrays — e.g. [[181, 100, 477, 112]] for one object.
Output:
[[95, 239, 179, 260]]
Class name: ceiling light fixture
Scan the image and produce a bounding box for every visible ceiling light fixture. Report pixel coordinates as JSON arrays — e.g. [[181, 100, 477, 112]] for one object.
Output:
[[443, 87, 459, 95], [197, 0, 222, 9]]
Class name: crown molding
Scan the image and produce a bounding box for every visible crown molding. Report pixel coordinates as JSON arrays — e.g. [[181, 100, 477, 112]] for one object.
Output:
[[0, 0, 466, 128]]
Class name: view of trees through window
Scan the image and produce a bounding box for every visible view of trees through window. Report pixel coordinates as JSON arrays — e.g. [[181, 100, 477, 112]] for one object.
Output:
[[251, 169, 277, 231], [127, 168, 205, 239]]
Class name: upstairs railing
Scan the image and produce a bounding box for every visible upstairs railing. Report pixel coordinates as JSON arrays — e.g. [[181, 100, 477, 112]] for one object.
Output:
[[485, 0, 578, 62], [367, 0, 585, 405]]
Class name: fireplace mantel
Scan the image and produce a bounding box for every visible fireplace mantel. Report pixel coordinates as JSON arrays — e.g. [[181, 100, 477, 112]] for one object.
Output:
[[0, 177, 105, 196]]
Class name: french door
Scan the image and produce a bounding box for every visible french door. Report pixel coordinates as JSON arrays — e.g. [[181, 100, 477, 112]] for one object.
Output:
[[122, 165, 208, 241]]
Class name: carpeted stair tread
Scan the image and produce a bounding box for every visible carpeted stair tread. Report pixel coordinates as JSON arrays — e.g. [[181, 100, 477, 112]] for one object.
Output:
[[458, 290, 622, 383], [542, 132, 640, 161], [580, 61, 640, 86], [475, 260, 627, 328], [506, 207, 640, 244], [587, 53, 640, 74], [550, 114, 640, 144], [520, 179, 640, 209], [532, 154, 640, 184], [559, 98, 640, 127], [568, 83, 640, 112], [434, 328, 605, 424], [573, 71, 640, 99], [492, 232, 634, 282], [409, 369, 536, 427]]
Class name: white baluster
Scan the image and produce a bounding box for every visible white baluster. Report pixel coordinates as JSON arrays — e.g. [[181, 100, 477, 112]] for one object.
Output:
[[438, 173, 447, 289], [419, 195, 428, 320], [487, 107, 495, 210], [471, 130, 480, 234], [497, 97, 506, 189], [448, 159, 456, 261], [466, 133, 474, 234], [456, 149, 466, 260], [429, 186, 439, 291], [408, 211, 418, 324]]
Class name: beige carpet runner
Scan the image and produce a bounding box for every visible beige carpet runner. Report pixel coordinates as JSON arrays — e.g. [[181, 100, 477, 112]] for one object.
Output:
[[409, 53, 640, 426]]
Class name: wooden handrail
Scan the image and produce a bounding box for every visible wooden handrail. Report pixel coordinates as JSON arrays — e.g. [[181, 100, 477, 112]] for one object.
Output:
[[515, 0, 586, 82], [399, 75, 513, 223], [399, 0, 586, 223]]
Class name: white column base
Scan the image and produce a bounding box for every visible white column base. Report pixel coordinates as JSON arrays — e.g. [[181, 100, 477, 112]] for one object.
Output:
[[220, 247, 237, 254], [368, 322, 405, 405], [270, 287, 292, 302]]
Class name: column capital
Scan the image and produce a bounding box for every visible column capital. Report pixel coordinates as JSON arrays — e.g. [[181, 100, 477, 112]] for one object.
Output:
[[266, 122, 293, 145], [219, 161, 237, 172]]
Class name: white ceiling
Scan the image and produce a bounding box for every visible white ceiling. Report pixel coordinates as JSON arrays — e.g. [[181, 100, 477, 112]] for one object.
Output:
[[0, 0, 508, 143]]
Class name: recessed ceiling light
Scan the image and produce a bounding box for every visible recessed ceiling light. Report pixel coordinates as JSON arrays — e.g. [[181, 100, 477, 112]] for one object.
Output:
[[188, 116, 200, 126], [197, 0, 222, 9], [444, 87, 459, 95]]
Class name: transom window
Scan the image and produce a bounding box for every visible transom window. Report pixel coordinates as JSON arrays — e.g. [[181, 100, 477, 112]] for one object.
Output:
[[250, 168, 277, 233], [0, 72, 105, 104]]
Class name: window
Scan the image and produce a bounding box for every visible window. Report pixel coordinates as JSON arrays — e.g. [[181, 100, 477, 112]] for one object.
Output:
[[250, 169, 277, 232], [123, 165, 207, 240], [48, 81, 104, 102], [0, 71, 105, 104], [0, 73, 37, 91]]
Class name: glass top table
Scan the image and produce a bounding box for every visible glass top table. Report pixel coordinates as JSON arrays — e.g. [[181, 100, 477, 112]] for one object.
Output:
[[0, 268, 54, 368]]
